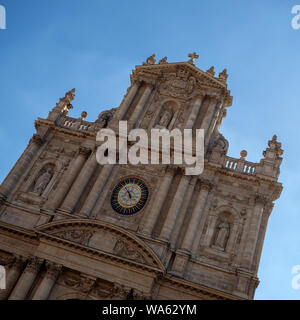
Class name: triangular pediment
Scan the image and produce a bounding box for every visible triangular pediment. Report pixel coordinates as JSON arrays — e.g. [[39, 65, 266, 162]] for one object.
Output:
[[131, 61, 232, 106]]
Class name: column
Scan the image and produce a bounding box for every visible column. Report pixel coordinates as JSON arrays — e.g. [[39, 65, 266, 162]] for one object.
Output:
[[60, 151, 97, 213], [90, 165, 118, 219], [0, 134, 43, 199], [241, 195, 266, 270], [253, 202, 273, 272], [0, 256, 25, 300], [32, 262, 62, 300], [114, 82, 140, 121], [170, 177, 197, 246], [185, 95, 205, 129], [141, 166, 175, 236], [201, 98, 218, 146], [180, 180, 211, 252], [9, 257, 43, 300], [80, 164, 114, 217], [46, 147, 91, 211], [159, 173, 191, 241], [206, 103, 223, 143], [129, 84, 153, 126]]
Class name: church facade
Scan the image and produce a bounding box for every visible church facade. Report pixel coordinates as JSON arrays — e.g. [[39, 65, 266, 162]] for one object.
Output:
[[0, 55, 283, 300]]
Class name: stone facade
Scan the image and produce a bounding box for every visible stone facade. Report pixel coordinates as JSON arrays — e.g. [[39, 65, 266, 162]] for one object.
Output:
[[0, 55, 283, 300]]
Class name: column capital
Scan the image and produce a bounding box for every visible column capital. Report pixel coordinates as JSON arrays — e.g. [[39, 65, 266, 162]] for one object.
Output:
[[9, 255, 26, 271], [200, 179, 214, 192], [44, 261, 62, 281], [78, 146, 92, 157], [29, 134, 43, 146], [25, 257, 43, 274], [254, 193, 270, 205], [194, 179, 213, 192], [165, 164, 177, 174], [134, 75, 156, 88]]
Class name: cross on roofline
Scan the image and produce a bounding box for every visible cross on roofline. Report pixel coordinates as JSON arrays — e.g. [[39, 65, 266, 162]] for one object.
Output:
[[188, 52, 199, 64]]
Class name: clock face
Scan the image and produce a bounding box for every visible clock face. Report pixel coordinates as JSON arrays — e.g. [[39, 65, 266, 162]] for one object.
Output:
[[111, 178, 148, 215]]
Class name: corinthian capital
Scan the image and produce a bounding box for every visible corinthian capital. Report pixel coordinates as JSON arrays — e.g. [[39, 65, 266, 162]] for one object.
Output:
[[29, 134, 43, 146], [45, 261, 62, 281], [25, 257, 44, 274], [254, 193, 269, 205], [78, 146, 92, 157], [200, 179, 213, 192]]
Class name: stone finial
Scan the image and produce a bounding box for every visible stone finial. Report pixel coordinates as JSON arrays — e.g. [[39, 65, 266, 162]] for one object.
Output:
[[240, 150, 248, 159], [158, 56, 168, 64], [143, 54, 156, 65], [64, 88, 76, 106], [48, 88, 76, 122], [59, 88, 76, 110], [206, 66, 215, 76], [218, 69, 228, 82], [259, 135, 283, 179], [80, 111, 88, 120], [187, 52, 199, 65]]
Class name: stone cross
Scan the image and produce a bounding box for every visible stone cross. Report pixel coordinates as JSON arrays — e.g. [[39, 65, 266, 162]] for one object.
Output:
[[188, 52, 199, 64]]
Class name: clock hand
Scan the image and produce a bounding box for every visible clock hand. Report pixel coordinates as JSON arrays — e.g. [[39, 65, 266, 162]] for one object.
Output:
[[125, 187, 132, 199]]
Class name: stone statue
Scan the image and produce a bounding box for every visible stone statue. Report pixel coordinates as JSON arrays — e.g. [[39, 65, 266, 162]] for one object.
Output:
[[33, 169, 53, 196], [156, 109, 172, 128], [158, 56, 168, 64], [213, 221, 230, 250], [143, 54, 156, 65]]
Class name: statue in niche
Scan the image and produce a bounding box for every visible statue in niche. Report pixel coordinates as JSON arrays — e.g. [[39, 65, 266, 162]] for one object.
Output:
[[213, 220, 230, 250], [155, 109, 173, 129], [33, 168, 53, 196]]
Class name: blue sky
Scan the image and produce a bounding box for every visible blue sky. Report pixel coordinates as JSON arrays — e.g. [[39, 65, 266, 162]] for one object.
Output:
[[0, 0, 299, 299]]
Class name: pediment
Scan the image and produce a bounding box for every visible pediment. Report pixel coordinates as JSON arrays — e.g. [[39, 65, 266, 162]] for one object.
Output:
[[35, 219, 165, 272], [131, 62, 232, 106]]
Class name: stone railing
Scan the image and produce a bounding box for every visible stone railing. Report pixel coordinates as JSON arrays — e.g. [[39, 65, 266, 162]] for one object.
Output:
[[223, 156, 257, 175], [57, 116, 96, 132]]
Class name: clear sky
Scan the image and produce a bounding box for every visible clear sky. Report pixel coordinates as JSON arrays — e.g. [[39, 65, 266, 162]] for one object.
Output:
[[0, 0, 299, 299]]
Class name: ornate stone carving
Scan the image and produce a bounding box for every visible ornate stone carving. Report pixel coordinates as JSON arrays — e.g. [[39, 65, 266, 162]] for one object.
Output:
[[33, 168, 53, 196], [61, 271, 95, 293], [206, 66, 215, 76], [25, 257, 44, 273], [53, 229, 95, 246], [143, 54, 156, 65], [113, 239, 146, 264], [200, 179, 213, 192], [218, 69, 228, 82], [29, 134, 43, 146], [57, 89, 76, 111], [44, 261, 62, 281], [158, 56, 168, 64], [254, 193, 269, 205], [78, 146, 92, 157], [96, 108, 117, 128], [213, 221, 230, 250], [210, 132, 229, 154], [159, 68, 197, 98]]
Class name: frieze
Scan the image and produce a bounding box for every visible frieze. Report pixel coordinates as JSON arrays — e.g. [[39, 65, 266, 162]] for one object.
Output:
[[53, 229, 95, 246], [113, 239, 146, 264]]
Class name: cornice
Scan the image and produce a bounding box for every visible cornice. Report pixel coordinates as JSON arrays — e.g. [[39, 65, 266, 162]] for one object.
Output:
[[161, 274, 244, 300]]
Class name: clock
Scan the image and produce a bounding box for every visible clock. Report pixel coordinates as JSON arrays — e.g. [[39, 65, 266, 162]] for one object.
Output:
[[111, 178, 148, 215]]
